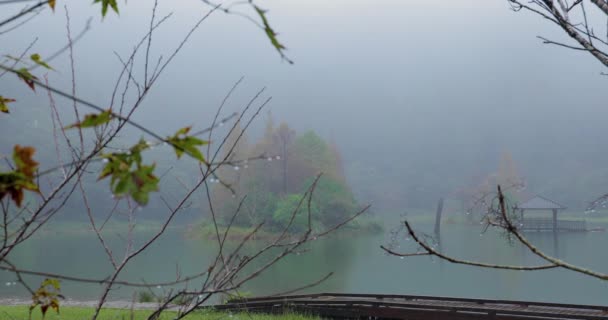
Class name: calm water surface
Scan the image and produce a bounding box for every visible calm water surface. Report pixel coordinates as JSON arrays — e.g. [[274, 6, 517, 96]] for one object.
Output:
[[1, 221, 607, 305]]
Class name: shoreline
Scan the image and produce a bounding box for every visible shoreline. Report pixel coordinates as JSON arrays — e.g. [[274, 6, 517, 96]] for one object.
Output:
[[0, 298, 174, 310]]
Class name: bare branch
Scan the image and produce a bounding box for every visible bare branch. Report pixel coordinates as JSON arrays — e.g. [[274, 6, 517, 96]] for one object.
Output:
[[383, 221, 558, 271], [0, 0, 48, 28]]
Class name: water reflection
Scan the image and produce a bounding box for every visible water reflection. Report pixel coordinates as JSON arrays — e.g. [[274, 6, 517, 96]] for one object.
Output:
[[0, 223, 607, 305]]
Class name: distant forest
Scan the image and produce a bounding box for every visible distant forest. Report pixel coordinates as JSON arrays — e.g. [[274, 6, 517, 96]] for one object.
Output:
[[3, 103, 605, 223]]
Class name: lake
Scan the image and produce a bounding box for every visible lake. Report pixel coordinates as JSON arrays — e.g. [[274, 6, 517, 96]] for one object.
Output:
[[1, 219, 607, 306]]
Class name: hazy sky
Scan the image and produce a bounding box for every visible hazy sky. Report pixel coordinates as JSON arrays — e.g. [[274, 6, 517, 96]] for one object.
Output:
[[2, 0, 608, 209]]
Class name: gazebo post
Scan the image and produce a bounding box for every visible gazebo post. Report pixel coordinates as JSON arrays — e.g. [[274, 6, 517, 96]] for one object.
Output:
[[520, 209, 524, 222], [552, 209, 557, 232]]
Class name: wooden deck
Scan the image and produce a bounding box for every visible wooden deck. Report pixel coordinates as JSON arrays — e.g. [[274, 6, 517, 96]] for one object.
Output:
[[209, 293, 608, 320], [520, 218, 594, 232], [519, 218, 606, 232]]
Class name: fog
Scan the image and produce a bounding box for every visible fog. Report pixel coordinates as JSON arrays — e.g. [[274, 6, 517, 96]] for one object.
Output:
[[3, 0, 608, 215], [5, 0, 608, 310]]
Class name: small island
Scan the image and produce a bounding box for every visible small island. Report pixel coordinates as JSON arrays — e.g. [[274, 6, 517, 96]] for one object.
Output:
[[197, 116, 381, 238]]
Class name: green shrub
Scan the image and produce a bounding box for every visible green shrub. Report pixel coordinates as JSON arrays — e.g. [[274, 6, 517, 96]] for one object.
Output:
[[137, 290, 156, 303], [272, 194, 320, 232]]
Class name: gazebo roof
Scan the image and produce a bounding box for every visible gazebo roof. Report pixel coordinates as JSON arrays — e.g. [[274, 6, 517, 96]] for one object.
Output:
[[516, 195, 567, 210]]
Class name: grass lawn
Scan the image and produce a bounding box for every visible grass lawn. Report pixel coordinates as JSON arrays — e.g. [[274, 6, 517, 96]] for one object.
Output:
[[0, 306, 318, 320]]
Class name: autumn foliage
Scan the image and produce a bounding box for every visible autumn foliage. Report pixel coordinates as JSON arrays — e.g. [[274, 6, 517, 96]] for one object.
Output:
[[0, 145, 40, 207]]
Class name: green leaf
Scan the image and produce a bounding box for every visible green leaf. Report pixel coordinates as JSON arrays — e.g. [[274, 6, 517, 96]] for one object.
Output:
[[253, 5, 293, 64], [130, 138, 150, 154], [0, 96, 16, 114], [114, 175, 135, 195], [65, 109, 113, 129], [176, 126, 191, 136], [167, 127, 208, 162], [30, 53, 53, 70], [129, 138, 150, 164], [94, 0, 119, 17], [16, 68, 37, 91], [97, 140, 158, 205], [41, 278, 61, 290], [130, 164, 159, 205]]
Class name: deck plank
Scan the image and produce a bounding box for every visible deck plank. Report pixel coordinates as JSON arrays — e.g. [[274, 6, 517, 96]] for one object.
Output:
[[212, 293, 608, 319]]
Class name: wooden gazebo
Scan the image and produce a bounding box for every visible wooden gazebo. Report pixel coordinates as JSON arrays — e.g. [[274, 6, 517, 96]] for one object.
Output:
[[514, 195, 573, 232]]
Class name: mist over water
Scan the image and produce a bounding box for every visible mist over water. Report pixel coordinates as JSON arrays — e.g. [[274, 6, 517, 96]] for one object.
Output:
[[2, 223, 608, 305], [2, 0, 608, 306], [3, 0, 608, 211]]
